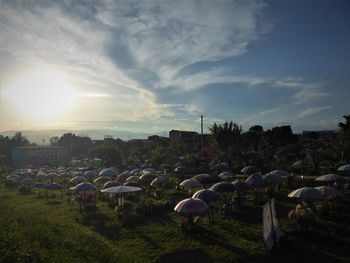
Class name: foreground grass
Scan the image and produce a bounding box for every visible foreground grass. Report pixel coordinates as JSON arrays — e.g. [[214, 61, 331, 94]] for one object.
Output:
[[0, 180, 350, 263]]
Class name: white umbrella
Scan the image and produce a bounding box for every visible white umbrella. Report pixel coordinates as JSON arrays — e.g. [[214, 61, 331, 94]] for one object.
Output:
[[315, 186, 344, 198], [288, 187, 323, 200], [99, 168, 118, 177], [70, 176, 87, 184], [315, 174, 343, 182], [94, 176, 111, 184], [218, 171, 234, 180], [174, 198, 209, 216], [179, 179, 202, 189], [126, 175, 140, 182], [337, 164, 350, 172], [100, 185, 142, 194], [269, 170, 289, 177]]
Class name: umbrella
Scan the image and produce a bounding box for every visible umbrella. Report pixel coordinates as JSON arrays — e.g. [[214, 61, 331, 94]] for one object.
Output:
[[102, 180, 121, 189], [315, 174, 344, 182], [70, 176, 87, 184], [84, 171, 97, 178], [241, 166, 261, 176], [192, 189, 222, 204], [315, 186, 344, 198], [70, 182, 97, 194], [174, 166, 185, 173], [124, 181, 140, 187], [269, 170, 290, 177], [45, 183, 63, 190], [99, 168, 118, 177], [262, 173, 283, 184], [179, 179, 202, 189], [245, 173, 267, 188], [232, 180, 250, 192], [218, 171, 234, 181], [211, 162, 229, 171], [192, 174, 221, 185], [94, 176, 111, 184], [337, 164, 350, 172], [288, 187, 323, 200], [291, 160, 309, 169], [118, 171, 131, 183], [72, 171, 84, 177], [58, 172, 71, 178], [210, 182, 236, 193], [126, 175, 140, 182], [101, 185, 142, 194], [142, 168, 157, 174], [140, 172, 158, 183], [174, 198, 209, 216], [34, 182, 47, 189], [47, 172, 58, 179], [150, 176, 166, 187], [130, 169, 142, 176]]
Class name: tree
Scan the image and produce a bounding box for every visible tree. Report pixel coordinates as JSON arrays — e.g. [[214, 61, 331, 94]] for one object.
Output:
[[57, 133, 93, 157], [338, 115, 350, 161], [88, 145, 123, 167], [209, 121, 242, 153]]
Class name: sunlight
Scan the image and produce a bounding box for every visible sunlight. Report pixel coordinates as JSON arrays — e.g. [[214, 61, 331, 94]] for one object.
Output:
[[3, 67, 77, 119]]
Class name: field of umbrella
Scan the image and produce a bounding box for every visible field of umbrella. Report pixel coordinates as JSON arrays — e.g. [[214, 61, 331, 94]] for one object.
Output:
[[1, 165, 350, 262]]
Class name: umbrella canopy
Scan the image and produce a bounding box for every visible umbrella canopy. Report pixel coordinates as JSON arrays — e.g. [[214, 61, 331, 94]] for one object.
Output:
[[140, 172, 158, 183], [102, 180, 121, 189], [99, 168, 118, 177], [142, 168, 157, 174], [291, 160, 309, 169], [174, 198, 209, 216], [262, 173, 283, 184], [315, 174, 344, 182], [218, 171, 234, 181], [150, 176, 167, 187], [315, 186, 344, 198], [94, 176, 111, 184], [192, 189, 222, 204], [34, 182, 47, 189], [288, 187, 323, 200], [210, 182, 236, 193], [245, 173, 267, 188], [191, 173, 221, 185], [45, 183, 63, 190], [58, 172, 71, 178], [70, 182, 97, 194], [337, 164, 350, 172], [126, 175, 140, 183], [269, 170, 290, 177], [47, 172, 58, 178], [124, 181, 140, 187], [211, 162, 229, 171], [174, 166, 186, 173], [232, 180, 250, 192], [179, 179, 202, 189], [130, 169, 142, 176], [101, 185, 142, 194], [118, 171, 131, 183], [70, 176, 87, 184], [84, 171, 97, 178], [241, 166, 261, 176]]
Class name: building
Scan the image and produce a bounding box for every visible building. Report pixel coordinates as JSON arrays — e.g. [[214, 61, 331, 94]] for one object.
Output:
[[12, 146, 71, 168], [169, 130, 212, 151]]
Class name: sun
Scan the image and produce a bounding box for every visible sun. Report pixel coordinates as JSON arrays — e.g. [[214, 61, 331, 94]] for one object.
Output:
[[3, 67, 77, 119]]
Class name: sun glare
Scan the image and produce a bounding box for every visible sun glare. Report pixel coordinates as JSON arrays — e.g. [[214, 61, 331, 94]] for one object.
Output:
[[3, 67, 77, 119]]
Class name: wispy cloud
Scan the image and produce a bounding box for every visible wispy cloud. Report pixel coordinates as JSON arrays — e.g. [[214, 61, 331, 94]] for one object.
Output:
[[297, 106, 332, 119]]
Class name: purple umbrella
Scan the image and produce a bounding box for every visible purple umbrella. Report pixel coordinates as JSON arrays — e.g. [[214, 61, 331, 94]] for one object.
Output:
[[210, 182, 236, 193], [174, 198, 209, 217]]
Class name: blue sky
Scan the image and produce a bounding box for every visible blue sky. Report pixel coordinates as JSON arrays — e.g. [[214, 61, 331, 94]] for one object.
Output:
[[0, 0, 349, 135]]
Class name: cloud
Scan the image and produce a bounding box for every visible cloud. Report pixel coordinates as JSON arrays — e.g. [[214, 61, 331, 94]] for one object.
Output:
[[297, 106, 332, 119]]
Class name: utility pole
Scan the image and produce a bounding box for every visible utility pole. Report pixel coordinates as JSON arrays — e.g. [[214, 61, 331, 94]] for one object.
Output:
[[201, 115, 203, 156]]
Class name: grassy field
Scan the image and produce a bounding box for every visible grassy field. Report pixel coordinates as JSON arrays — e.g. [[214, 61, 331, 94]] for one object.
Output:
[[1, 177, 350, 263]]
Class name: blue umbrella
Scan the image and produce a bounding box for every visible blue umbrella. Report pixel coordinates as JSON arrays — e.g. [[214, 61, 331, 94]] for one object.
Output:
[[45, 183, 64, 190], [70, 182, 97, 194]]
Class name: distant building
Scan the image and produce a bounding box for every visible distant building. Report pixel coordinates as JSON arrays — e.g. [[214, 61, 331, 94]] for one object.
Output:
[[147, 135, 169, 146], [12, 146, 71, 168], [302, 130, 339, 144], [169, 130, 212, 151]]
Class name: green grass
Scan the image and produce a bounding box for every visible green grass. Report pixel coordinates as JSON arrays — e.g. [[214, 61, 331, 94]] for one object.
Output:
[[0, 178, 350, 263]]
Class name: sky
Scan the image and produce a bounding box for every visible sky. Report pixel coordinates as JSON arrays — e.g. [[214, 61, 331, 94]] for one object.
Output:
[[0, 0, 349, 135]]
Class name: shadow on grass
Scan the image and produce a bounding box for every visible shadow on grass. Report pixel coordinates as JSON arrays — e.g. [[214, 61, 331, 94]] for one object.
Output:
[[157, 248, 213, 263], [121, 211, 176, 229], [81, 209, 121, 240], [45, 200, 63, 206], [189, 225, 249, 257]]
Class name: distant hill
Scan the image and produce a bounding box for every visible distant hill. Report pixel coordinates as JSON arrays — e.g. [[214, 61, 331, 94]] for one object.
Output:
[[0, 129, 165, 145]]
